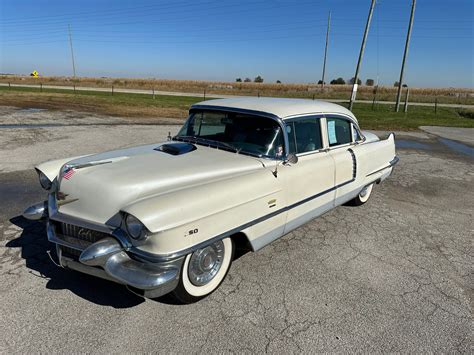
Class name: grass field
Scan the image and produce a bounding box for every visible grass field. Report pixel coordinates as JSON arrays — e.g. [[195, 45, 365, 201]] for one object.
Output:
[[0, 85, 473, 130], [1, 75, 473, 105]]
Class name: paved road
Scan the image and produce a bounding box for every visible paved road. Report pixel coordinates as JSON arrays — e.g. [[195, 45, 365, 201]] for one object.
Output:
[[1, 82, 473, 109], [0, 110, 472, 353]]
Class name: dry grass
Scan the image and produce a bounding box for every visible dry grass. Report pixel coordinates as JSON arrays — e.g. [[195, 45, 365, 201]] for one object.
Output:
[[0, 90, 190, 124], [1, 75, 473, 105]]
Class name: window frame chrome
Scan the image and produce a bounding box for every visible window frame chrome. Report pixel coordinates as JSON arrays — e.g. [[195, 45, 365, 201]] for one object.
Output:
[[322, 113, 365, 150], [284, 114, 326, 157]]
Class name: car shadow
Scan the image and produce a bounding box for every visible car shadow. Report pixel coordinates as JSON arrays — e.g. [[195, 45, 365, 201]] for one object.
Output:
[[6, 215, 145, 308]]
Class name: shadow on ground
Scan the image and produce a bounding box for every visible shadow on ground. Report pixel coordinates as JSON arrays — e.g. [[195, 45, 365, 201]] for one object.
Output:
[[6, 215, 145, 308]]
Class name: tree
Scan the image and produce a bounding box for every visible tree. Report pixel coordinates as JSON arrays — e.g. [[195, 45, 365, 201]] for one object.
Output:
[[235, 78, 242, 82], [276, 80, 281, 84], [394, 81, 400, 87], [402, 84, 408, 88], [244, 78, 252, 82], [365, 79, 375, 86], [349, 77, 362, 85], [317, 80, 326, 85], [254, 75, 264, 83], [330, 77, 346, 85]]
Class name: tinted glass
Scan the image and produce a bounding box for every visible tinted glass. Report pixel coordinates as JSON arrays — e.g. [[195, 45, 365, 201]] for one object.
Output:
[[177, 111, 284, 158], [286, 117, 322, 154], [326, 117, 352, 146]]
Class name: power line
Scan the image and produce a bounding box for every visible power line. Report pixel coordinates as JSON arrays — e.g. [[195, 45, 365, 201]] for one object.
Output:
[[0, 1, 317, 27]]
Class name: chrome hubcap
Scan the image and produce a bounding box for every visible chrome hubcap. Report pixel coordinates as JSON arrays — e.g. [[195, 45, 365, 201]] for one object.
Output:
[[188, 240, 225, 286]]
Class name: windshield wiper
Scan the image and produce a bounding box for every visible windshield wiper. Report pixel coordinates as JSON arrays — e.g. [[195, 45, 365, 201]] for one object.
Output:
[[174, 136, 240, 153], [204, 139, 241, 153]]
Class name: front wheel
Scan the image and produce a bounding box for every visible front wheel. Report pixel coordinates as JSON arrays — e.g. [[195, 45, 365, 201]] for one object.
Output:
[[347, 183, 374, 206], [171, 237, 234, 303]]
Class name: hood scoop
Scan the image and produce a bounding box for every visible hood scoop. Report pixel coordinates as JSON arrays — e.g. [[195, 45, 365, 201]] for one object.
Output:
[[155, 142, 197, 156]]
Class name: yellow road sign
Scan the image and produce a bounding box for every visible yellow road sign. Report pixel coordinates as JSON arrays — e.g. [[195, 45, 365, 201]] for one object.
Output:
[[30, 70, 39, 77]]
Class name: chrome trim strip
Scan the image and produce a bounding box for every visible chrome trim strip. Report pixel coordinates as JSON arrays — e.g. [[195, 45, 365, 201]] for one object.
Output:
[[366, 156, 400, 177], [348, 148, 357, 179]]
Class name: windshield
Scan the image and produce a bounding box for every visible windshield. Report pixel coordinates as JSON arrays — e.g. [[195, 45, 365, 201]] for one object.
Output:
[[175, 110, 285, 159]]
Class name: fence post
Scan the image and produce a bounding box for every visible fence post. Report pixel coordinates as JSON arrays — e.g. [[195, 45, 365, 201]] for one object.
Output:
[[312, 94, 315, 100], [258, 91, 260, 98], [152, 87, 155, 99], [435, 98, 438, 114], [112, 85, 114, 96], [8, 82, 11, 90], [371, 85, 378, 110], [404, 88, 409, 113], [40, 83, 43, 92], [203, 89, 206, 100], [73, 84, 76, 94]]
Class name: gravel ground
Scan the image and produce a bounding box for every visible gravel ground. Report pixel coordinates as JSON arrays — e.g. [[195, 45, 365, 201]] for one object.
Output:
[[0, 108, 472, 353]]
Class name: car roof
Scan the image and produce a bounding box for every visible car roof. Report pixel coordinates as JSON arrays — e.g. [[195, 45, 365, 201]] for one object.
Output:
[[191, 97, 356, 121]]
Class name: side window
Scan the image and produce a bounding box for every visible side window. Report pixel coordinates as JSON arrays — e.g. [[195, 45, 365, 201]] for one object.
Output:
[[326, 117, 352, 147], [286, 117, 322, 154]]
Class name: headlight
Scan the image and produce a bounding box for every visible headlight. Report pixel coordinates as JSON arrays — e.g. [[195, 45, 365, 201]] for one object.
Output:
[[38, 171, 52, 190], [125, 214, 146, 240]]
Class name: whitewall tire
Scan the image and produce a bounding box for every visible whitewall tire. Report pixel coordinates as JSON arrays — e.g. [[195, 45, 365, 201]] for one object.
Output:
[[348, 183, 374, 206], [171, 237, 234, 303]]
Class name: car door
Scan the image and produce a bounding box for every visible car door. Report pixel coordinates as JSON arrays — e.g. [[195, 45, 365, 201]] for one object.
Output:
[[325, 115, 361, 205], [281, 115, 336, 234]]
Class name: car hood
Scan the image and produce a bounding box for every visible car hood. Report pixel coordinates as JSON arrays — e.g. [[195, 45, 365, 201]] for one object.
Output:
[[56, 142, 265, 226]]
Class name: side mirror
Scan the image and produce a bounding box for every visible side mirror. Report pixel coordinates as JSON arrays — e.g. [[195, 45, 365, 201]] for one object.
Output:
[[285, 153, 298, 165]]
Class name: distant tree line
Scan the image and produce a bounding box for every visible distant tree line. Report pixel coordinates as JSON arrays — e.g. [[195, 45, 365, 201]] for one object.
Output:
[[235, 76, 408, 87], [236, 75, 269, 83]]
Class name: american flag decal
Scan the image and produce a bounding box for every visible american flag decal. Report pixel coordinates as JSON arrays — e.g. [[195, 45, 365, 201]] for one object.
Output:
[[63, 168, 75, 180]]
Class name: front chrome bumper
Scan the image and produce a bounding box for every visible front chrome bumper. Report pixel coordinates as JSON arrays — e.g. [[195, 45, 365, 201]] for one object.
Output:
[[46, 221, 183, 298], [24, 193, 183, 299], [48, 221, 183, 298]]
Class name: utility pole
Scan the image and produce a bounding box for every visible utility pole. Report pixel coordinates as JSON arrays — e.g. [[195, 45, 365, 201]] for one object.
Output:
[[395, 0, 416, 112], [321, 10, 331, 90], [68, 24, 77, 78], [349, 0, 376, 111]]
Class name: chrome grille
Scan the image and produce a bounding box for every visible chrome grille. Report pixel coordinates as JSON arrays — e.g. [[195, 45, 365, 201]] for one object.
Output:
[[53, 221, 110, 250], [60, 246, 82, 259]]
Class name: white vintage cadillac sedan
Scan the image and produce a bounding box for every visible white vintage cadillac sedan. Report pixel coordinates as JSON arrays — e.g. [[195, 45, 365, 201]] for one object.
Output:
[[24, 98, 398, 303]]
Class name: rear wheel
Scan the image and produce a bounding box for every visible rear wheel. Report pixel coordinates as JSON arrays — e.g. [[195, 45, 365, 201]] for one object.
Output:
[[171, 237, 234, 303], [347, 183, 374, 206]]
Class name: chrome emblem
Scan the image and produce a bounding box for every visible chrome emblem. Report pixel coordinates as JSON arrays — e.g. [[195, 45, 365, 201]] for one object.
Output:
[[77, 228, 93, 240]]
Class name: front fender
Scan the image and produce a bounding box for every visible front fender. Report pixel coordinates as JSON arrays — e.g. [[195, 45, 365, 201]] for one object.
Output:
[[123, 168, 285, 256], [123, 168, 282, 233]]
